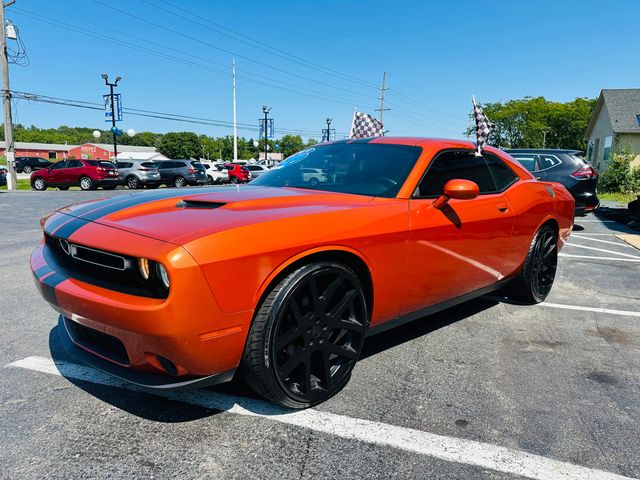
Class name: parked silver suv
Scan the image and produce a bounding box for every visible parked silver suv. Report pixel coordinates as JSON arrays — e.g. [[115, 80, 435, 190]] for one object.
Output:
[[116, 160, 162, 189]]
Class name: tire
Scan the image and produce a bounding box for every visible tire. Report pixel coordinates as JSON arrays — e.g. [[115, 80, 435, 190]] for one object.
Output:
[[173, 176, 186, 188], [309, 177, 319, 186], [230, 176, 238, 184], [508, 224, 558, 304], [126, 176, 140, 190], [241, 262, 369, 409], [32, 177, 47, 191], [22, 165, 32, 174], [58, 186, 69, 191], [79, 176, 94, 191]]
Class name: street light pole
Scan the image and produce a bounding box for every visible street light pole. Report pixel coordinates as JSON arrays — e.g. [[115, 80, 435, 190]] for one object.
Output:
[[325, 118, 332, 141], [262, 105, 270, 161], [101, 74, 121, 162]]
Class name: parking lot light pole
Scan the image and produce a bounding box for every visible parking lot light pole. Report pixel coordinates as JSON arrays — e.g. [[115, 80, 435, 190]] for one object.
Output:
[[102, 74, 121, 162], [262, 105, 270, 161]]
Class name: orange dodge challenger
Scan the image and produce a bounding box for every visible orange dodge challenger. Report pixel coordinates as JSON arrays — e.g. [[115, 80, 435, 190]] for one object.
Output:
[[32, 138, 574, 408]]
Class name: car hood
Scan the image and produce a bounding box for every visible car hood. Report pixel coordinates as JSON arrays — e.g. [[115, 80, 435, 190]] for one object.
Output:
[[57, 186, 375, 244]]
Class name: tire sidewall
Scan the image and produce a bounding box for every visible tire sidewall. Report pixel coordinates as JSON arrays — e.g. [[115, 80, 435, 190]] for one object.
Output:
[[252, 262, 368, 408], [174, 176, 185, 187], [127, 176, 139, 189], [33, 178, 46, 190], [80, 177, 93, 191], [23, 165, 32, 174], [523, 224, 557, 303]]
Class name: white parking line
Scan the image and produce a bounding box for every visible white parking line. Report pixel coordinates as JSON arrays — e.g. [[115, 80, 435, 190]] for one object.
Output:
[[564, 243, 640, 258], [570, 235, 635, 248], [6, 356, 636, 480], [559, 253, 640, 263], [536, 302, 640, 318]]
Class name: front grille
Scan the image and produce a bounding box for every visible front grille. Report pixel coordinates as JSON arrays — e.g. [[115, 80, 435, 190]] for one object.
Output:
[[44, 234, 168, 299], [66, 318, 130, 366]]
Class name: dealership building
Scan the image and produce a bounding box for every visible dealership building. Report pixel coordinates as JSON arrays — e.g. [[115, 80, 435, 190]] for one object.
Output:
[[0, 141, 165, 162]]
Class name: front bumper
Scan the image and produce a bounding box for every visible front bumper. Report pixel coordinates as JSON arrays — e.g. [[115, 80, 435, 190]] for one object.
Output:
[[32, 213, 252, 389]]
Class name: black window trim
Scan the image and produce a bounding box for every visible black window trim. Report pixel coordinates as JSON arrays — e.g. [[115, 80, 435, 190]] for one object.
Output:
[[412, 148, 519, 199]]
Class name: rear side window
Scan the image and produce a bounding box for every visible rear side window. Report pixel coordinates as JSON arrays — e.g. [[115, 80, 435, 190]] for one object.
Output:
[[116, 162, 133, 168], [174, 161, 187, 168], [484, 154, 518, 191], [538, 154, 562, 170], [417, 150, 496, 197], [140, 162, 157, 168]]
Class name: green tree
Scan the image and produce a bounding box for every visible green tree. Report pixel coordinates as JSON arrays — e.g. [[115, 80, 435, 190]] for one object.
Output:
[[279, 134, 305, 158], [158, 131, 201, 159], [467, 96, 596, 150]]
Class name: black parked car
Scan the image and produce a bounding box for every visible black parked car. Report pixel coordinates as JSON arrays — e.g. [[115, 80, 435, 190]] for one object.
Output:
[[505, 149, 599, 216], [0, 167, 6, 187], [156, 160, 207, 187], [14, 156, 54, 174]]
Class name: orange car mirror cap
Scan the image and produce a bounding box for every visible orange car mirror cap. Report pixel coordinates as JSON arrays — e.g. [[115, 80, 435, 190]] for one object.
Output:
[[433, 179, 479, 209]]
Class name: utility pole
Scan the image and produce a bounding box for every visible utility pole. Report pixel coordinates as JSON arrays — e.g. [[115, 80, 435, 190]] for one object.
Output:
[[262, 105, 270, 161], [232, 59, 238, 162], [101, 74, 121, 161], [375, 71, 389, 132], [1, 0, 17, 190], [542, 129, 549, 149]]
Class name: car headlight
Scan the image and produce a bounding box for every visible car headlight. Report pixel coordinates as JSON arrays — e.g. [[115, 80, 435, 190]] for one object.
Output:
[[157, 263, 170, 289]]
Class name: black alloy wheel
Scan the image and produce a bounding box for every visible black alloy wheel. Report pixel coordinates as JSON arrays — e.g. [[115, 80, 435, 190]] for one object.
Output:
[[509, 224, 558, 304], [242, 262, 368, 408], [126, 176, 140, 189]]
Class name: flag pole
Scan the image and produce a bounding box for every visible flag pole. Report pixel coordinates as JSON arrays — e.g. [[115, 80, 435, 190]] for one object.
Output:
[[349, 108, 357, 139]]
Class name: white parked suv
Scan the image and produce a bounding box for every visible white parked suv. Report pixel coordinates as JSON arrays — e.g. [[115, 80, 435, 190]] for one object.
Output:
[[200, 160, 230, 184], [301, 167, 326, 185]]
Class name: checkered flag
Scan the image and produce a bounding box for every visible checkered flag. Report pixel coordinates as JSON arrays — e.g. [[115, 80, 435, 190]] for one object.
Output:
[[472, 96, 495, 155], [349, 111, 384, 139]]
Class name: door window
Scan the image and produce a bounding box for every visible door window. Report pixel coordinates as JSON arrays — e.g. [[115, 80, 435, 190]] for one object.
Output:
[[49, 161, 67, 170], [538, 154, 561, 170], [511, 154, 539, 172], [67, 160, 83, 168], [416, 150, 496, 197]]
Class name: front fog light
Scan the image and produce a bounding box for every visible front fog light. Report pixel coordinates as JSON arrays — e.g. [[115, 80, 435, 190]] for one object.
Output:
[[157, 263, 170, 289], [137, 258, 150, 280]]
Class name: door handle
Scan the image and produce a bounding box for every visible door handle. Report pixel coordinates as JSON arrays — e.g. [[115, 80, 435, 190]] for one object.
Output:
[[496, 203, 509, 212]]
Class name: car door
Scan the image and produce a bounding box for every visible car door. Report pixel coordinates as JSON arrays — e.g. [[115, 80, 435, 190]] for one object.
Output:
[[63, 159, 85, 185], [401, 149, 518, 315], [45, 161, 68, 185], [157, 161, 174, 182]]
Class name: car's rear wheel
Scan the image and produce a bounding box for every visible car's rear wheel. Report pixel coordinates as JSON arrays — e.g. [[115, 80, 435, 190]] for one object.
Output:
[[126, 176, 140, 189], [79, 176, 94, 191], [23, 165, 32, 174], [509, 224, 558, 304], [33, 177, 47, 191], [173, 176, 186, 188], [242, 262, 368, 409]]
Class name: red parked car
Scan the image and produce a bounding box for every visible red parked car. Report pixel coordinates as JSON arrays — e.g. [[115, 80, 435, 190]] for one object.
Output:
[[224, 163, 251, 183], [31, 159, 120, 191]]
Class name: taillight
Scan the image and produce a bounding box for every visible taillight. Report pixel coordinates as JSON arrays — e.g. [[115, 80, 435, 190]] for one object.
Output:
[[571, 166, 598, 179], [188, 168, 197, 174]]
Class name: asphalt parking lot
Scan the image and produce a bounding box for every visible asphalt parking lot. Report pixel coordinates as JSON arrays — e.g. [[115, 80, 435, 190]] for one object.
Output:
[[1, 189, 639, 480]]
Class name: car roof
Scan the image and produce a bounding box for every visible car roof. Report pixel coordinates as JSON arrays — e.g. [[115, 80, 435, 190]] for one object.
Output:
[[322, 137, 480, 148], [505, 148, 583, 154]]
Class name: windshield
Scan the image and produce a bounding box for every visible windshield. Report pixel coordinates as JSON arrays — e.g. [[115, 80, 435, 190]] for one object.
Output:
[[251, 143, 422, 198]]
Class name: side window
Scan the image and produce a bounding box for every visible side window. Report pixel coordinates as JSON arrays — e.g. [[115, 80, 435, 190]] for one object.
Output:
[[484, 154, 518, 191], [67, 160, 83, 168], [158, 162, 172, 169], [538, 154, 561, 170], [511, 154, 539, 172], [416, 150, 496, 197], [50, 161, 67, 170]]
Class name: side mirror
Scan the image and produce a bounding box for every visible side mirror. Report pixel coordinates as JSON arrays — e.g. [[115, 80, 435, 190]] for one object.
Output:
[[433, 179, 479, 209]]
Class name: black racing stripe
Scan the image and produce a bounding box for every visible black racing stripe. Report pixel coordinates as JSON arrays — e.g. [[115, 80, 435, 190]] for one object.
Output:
[[64, 194, 137, 218], [44, 214, 73, 235], [42, 272, 67, 289], [37, 272, 66, 306], [79, 189, 197, 221], [34, 265, 53, 279], [54, 217, 90, 239]]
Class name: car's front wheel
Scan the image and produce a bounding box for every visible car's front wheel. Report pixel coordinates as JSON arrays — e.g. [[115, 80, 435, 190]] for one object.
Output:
[[242, 262, 368, 409], [508, 223, 558, 304], [32, 177, 47, 191], [79, 176, 94, 191]]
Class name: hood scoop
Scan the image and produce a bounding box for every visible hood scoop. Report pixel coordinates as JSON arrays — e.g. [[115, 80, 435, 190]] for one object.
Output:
[[176, 199, 226, 209]]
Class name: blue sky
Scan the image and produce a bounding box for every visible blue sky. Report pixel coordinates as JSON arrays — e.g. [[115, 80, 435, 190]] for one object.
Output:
[[6, 0, 640, 141]]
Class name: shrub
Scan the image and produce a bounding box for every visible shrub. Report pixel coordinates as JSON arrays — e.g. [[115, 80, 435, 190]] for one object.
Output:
[[598, 153, 640, 193]]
